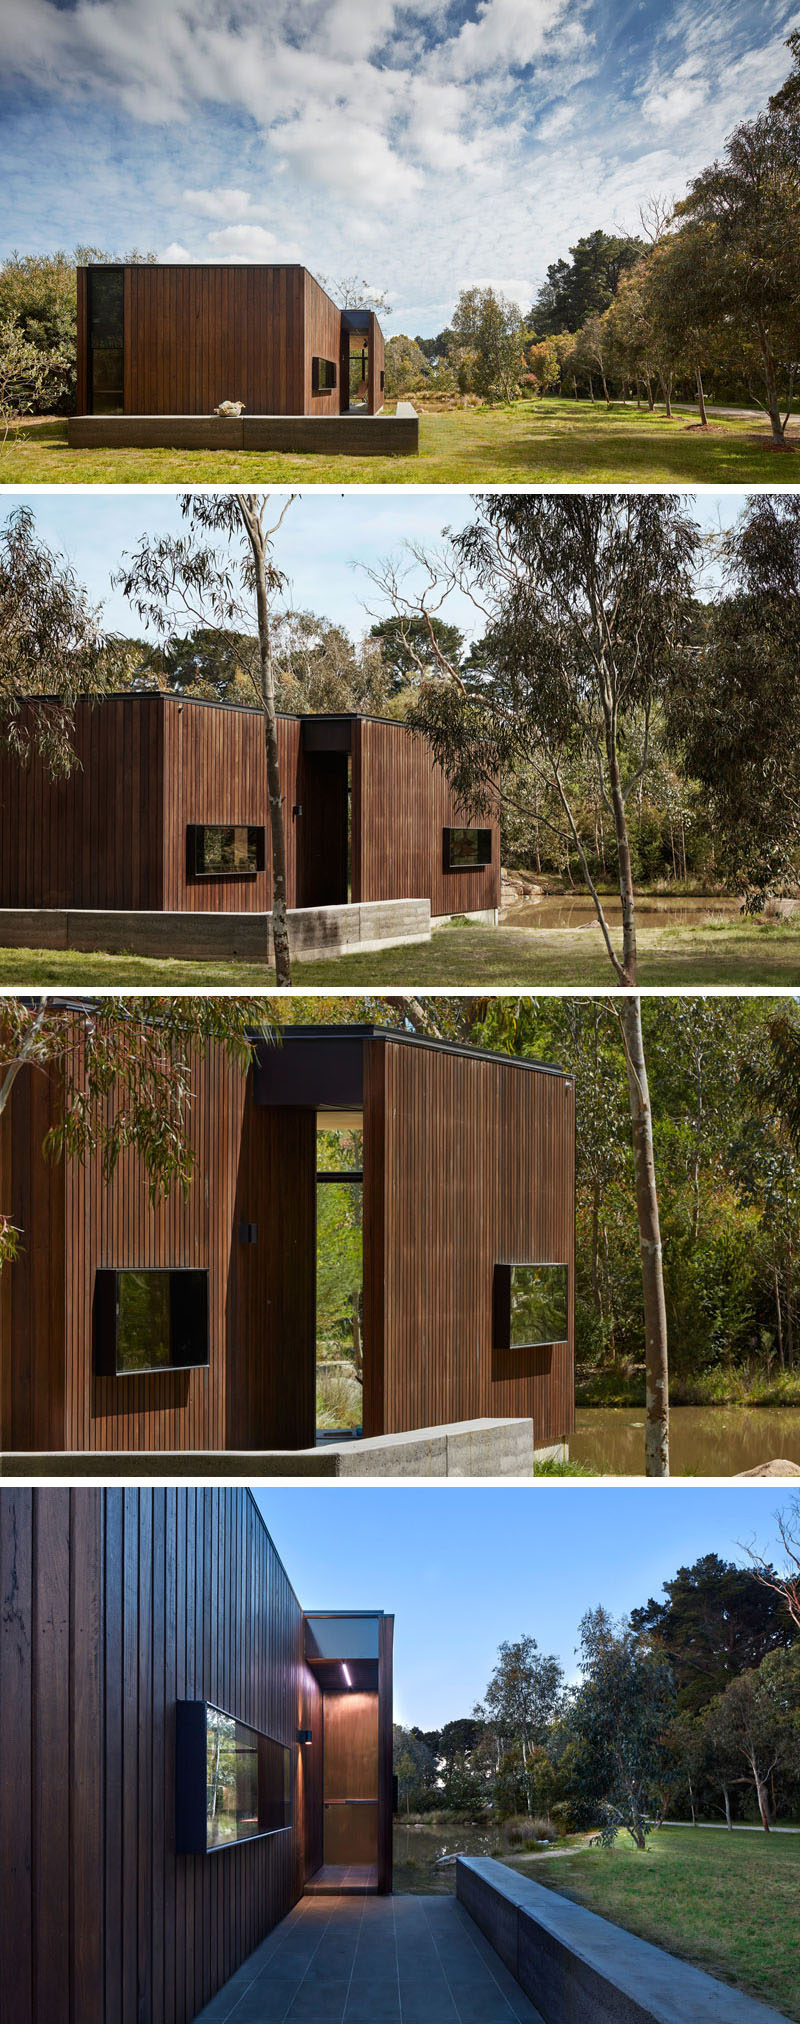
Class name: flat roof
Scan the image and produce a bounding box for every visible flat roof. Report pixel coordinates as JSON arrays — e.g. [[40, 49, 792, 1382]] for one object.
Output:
[[23, 693, 410, 732], [260, 1023, 572, 1081]]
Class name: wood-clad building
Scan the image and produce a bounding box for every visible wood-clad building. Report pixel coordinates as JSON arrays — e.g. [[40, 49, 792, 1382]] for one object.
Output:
[[0, 697, 500, 921], [0, 1026, 574, 1459], [0, 1485, 393, 2024], [75, 264, 386, 417]]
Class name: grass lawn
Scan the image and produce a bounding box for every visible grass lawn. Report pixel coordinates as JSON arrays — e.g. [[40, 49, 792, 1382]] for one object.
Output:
[[2, 402, 799, 484], [1, 915, 796, 989], [505, 1825, 800, 2019]]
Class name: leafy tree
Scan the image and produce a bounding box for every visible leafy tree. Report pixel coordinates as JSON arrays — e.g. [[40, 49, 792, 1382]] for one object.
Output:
[[702, 1649, 800, 1830], [116, 493, 297, 985], [531, 230, 645, 335], [0, 998, 270, 1270], [393, 1725, 437, 1813], [450, 288, 528, 402], [374, 496, 700, 1471], [672, 496, 800, 904], [384, 335, 433, 397], [564, 1608, 675, 1847], [0, 504, 112, 776], [0, 318, 70, 444], [630, 1554, 794, 1714], [369, 614, 464, 691], [477, 1634, 563, 1816], [674, 102, 800, 444]]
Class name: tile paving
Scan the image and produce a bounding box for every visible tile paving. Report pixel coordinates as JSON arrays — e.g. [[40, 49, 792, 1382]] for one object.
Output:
[[193, 1892, 544, 2024]]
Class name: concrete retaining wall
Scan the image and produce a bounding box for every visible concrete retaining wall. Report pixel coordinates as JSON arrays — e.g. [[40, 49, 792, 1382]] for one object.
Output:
[[2, 1417, 535, 1481], [0, 896, 431, 964], [456, 1857, 784, 2023], [68, 409, 419, 455]]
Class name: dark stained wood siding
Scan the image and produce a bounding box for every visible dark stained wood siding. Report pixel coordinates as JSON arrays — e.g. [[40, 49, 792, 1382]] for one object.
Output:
[[368, 311, 385, 414], [363, 1037, 575, 1448], [0, 1063, 66, 1452], [80, 265, 318, 415], [378, 1615, 394, 1892], [161, 702, 303, 912], [302, 271, 344, 416], [227, 1103, 317, 1451], [0, 1486, 323, 2024], [353, 718, 501, 917], [0, 697, 165, 910]]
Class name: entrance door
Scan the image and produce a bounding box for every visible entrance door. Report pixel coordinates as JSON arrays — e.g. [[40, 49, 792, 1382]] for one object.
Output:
[[300, 751, 349, 907], [322, 1693, 379, 1869]]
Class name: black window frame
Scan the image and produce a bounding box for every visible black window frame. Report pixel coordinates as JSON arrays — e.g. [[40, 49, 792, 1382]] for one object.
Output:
[[93, 1266, 210, 1377], [176, 1699, 293, 1855], [312, 355, 337, 394], [493, 1261, 569, 1351], [443, 826, 493, 871], [86, 264, 125, 416], [187, 823, 266, 880]]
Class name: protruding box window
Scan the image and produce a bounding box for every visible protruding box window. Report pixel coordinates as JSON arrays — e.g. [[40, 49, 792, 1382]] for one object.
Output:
[[93, 1267, 210, 1376], [312, 356, 337, 394], [188, 823, 266, 878], [176, 1701, 292, 1854], [443, 826, 492, 870], [493, 1263, 569, 1350]]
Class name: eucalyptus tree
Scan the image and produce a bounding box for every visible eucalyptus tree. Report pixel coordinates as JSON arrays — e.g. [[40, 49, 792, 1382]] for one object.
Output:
[[477, 1634, 564, 1817], [371, 495, 700, 1473], [0, 504, 111, 776], [0, 996, 272, 1269], [116, 493, 297, 985], [563, 1607, 675, 1848]]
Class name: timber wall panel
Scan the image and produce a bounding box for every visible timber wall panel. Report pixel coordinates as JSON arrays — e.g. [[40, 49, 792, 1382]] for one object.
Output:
[[161, 702, 302, 913], [0, 1063, 66, 1451], [105, 265, 311, 416], [355, 718, 501, 917], [0, 698, 165, 911], [363, 1038, 575, 1448], [227, 1102, 317, 1451], [301, 272, 342, 416], [0, 1486, 322, 2024]]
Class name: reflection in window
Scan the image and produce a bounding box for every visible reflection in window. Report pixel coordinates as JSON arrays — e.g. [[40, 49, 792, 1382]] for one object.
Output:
[[189, 823, 265, 877], [494, 1262, 569, 1350], [444, 826, 492, 870], [94, 1267, 209, 1376], [202, 1707, 291, 1848], [317, 1128, 363, 1436], [312, 356, 337, 393]]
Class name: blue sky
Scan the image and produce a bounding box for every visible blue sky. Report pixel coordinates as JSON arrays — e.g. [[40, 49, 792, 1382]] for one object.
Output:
[[4, 489, 746, 644], [254, 1485, 790, 1727], [2, 0, 796, 334]]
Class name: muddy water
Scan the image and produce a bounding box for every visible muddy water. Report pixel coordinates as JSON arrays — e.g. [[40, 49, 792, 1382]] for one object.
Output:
[[572, 1404, 800, 1476], [502, 893, 740, 933]]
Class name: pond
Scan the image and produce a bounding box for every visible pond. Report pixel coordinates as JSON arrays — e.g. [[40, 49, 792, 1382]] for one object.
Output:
[[502, 893, 740, 933], [393, 1818, 499, 1894], [571, 1404, 800, 1476]]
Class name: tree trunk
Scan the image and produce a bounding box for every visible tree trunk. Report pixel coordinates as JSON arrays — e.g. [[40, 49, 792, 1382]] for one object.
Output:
[[645, 374, 654, 412], [722, 1784, 732, 1830], [754, 1771, 771, 1831], [618, 995, 670, 1476], [774, 1260, 785, 1369], [660, 371, 672, 419], [601, 370, 611, 407], [695, 367, 708, 427], [239, 498, 292, 986], [759, 323, 786, 445]]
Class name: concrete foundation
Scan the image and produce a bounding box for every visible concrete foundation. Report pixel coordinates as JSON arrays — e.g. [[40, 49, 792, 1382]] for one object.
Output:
[[433, 906, 499, 929], [0, 896, 431, 964], [67, 408, 419, 455], [456, 1857, 784, 2023], [1, 1416, 536, 1481]]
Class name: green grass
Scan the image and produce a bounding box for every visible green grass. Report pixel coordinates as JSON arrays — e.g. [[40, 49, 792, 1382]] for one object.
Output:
[[2, 915, 796, 989], [3, 401, 800, 484], [505, 1825, 800, 2019]]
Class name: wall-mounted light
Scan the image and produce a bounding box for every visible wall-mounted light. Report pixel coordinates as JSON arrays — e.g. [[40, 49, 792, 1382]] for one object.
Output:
[[292, 803, 303, 819], [238, 1222, 258, 1244], [342, 1664, 352, 1688], [297, 1727, 313, 1745]]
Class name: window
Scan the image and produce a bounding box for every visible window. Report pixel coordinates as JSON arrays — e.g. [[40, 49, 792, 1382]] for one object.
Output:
[[317, 1127, 363, 1437], [444, 827, 493, 870], [176, 1702, 292, 1854], [380, 370, 385, 391], [493, 1263, 569, 1350], [88, 266, 124, 414], [312, 356, 337, 394], [93, 1268, 209, 1376], [188, 824, 266, 878]]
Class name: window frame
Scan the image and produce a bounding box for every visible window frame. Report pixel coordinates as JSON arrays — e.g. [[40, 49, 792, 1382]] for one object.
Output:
[[443, 826, 493, 871], [93, 1266, 210, 1377], [187, 823, 266, 880], [176, 1699, 293, 1856]]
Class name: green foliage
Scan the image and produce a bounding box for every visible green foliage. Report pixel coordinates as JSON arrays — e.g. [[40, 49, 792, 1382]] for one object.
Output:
[[563, 1609, 675, 1847], [450, 288, 530, 401], [0, 504, 113, 776], [531, 230, 646, 335]]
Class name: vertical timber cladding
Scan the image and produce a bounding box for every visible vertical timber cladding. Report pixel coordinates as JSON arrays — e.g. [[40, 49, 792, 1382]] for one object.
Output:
[[122, 264, 308, 416], [302, 271, 345, 416], [353, 718, 501, 917], [0, 1060, 66, 1452], [363, 1037, 575, 1446], [0, 1486, 323, 2024], [0, 696, 165, 911], [161, 701, 304, 912]]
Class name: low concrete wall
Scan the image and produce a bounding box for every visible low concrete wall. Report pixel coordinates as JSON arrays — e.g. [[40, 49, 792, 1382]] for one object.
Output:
[[2, 1417, 535, 1481], [0, 897, 430, 964], [68, 410, 419, 456], [456, 1857, 784, 2023]]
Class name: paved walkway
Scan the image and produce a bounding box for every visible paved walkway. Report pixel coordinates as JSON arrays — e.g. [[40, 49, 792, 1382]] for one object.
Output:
[[193, 1892, 543, 2023]]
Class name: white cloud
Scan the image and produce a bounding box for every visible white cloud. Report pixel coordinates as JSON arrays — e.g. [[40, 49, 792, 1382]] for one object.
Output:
[[183, 187, 271, 221], [160, 241, 192, 260], [536, 101, 577, 139], [641, 80, 708, 128]]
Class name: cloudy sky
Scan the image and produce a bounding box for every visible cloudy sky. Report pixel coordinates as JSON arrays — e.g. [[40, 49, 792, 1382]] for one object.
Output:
[[2, 0, 796, 334], [257, 1485, 784, 1725]]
